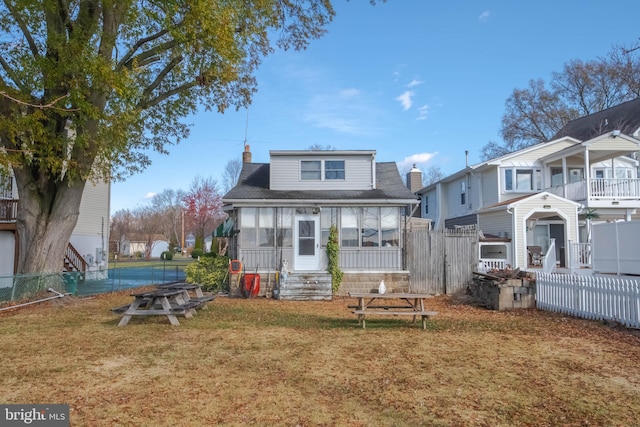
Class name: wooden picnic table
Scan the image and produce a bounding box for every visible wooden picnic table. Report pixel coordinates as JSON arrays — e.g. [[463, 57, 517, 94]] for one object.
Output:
[[156, 283, 216, 307], [114, 288, 202, 326], [348, 292, 438, 330]]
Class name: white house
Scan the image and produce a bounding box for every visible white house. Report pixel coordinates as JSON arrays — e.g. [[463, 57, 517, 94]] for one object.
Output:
[[417, 98, 640, 271], [222, 146, 419, 299]]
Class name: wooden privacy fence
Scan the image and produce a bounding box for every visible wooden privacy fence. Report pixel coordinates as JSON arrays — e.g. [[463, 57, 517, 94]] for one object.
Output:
[[537, 272, 640, 329], [405, 227, 478, 295]]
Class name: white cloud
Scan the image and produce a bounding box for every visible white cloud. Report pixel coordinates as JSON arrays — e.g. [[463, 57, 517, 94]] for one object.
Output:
[[416, 104, 429, 121], [398, 152, 438, 170], [144, 192, 156, 199], [407, 79, 424, 88], [395, 91, 414, 111], [478, 10, 490, 22], [339, 88, 360, 98]]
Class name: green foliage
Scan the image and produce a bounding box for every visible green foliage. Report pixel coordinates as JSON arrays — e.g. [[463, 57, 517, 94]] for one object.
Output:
[[0, 0, 335, 274], [160, 251, 173, 260], [185, 255, 229, 292], [326, 224, 343, 293], [191, 248, 204, 259]]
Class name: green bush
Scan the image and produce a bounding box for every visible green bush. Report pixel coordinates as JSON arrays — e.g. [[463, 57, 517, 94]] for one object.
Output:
[[191, 248, 203, 259], [185, 255, 229, 292], [160, 251, 173, 260]]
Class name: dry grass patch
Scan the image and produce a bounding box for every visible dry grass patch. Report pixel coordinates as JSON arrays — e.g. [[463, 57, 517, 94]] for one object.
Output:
[[0, 289, 639, 426]]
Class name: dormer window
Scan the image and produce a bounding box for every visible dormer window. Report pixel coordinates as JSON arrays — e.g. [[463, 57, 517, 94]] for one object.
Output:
[[325, 160, 345, 179], [301, 160, 345, 180]]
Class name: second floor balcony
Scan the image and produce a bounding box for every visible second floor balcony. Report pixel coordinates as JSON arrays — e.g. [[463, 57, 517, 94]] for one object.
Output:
[[0, 199, 18, 222], [546, 178, 640, 208]]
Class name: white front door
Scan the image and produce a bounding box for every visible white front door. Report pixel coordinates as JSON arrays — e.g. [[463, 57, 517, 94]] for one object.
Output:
[[294, 215, 320, 270]]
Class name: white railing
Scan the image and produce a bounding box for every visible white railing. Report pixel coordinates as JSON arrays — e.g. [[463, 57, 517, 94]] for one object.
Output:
[[536, 272, 640, 329], [568, 241, 591, 269], [542, 239, 556, 273], [546, 178, 640, 201], [591, 178, 640, 199], [478, 259, 507, 272]]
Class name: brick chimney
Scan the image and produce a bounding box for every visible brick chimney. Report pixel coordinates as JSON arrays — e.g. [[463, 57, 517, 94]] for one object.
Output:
[[242, 144, 252, 163], [407, 164, 422, 193]]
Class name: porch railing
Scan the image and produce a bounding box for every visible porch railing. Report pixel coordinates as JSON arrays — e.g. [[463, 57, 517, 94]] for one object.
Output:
[[477, 259, 507, 272], [0, 199, 18, 222], [542, 239, 556, 273], [568, 241, 591, 269], [546, 178, 640, 201]]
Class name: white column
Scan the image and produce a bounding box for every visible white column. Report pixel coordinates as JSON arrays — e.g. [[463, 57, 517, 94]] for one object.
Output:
[[584, 148, 590, 200]]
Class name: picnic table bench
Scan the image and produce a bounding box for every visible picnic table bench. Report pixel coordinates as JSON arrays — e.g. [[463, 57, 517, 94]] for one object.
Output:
[[348, 292, 438, 330], [113, 288, 203, 326]]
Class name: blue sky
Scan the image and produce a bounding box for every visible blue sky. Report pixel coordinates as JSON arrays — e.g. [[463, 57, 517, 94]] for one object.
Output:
[[110, 0, 640, 213]]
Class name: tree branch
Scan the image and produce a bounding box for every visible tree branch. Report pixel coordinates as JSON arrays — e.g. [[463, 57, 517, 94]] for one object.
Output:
[[121, 40, 179, 70], [3, 0, 40, 59], [137, 81, 197, 110], [117, 29, 170, 69], [142, 55, 183, 98], [0, 56, 26, 91]]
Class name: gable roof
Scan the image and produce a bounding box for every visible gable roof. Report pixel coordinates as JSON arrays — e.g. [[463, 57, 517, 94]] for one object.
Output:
[[223, 161, 418, 205], [479, 191, 582, 213], [553, 98, 640, 141]]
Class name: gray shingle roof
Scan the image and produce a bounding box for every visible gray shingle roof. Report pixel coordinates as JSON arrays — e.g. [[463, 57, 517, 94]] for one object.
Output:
[[223, 161, 418, 204], [553, 98, 640, 141]]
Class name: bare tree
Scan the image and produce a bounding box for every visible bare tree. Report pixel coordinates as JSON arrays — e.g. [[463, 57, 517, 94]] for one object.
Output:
[[109, 209, 134, 255], [308, 144, 337, 150], [481, 44, 640, 161], [422, 165, 444, 186], [183, 176, 226, 249], [130, 206, 166, 260], [150, 189, 185, 247], [222, 158, 242, 193], [551, 59, 628, 115]]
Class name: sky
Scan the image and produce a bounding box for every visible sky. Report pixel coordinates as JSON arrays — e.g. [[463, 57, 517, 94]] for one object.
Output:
[[110, 0, 640, 213]]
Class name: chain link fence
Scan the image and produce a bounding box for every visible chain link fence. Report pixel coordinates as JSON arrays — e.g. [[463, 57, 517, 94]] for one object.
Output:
[[1, 264, 187, 302]]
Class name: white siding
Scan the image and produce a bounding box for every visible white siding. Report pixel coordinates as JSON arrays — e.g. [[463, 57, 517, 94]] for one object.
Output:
[[0, 231, 15, 276], [71, 180, 110, 269], [445, 176, 473, 218], [478, 210, 513, 237], [269, 153, 374, 191], [421, 188, 438, 222], [503, 140, 575, 164], [480, 168, 499, 208]]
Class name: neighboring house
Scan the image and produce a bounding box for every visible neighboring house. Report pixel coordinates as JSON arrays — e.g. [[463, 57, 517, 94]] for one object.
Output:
[[0, 169, 110, 280], [222, 147, 419, 299], [417, 98, 640, 271], [114, 234, 169, 259]]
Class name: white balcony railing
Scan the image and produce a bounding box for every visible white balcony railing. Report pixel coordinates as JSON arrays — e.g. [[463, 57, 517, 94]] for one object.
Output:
[[546, 178, 640, 201]]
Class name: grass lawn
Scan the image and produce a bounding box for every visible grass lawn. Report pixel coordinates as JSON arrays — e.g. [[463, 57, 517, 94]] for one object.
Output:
[[1, 291, 639, 426]]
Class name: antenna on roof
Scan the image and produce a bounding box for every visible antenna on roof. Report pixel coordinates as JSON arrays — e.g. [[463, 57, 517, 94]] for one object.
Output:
[[243, 109, 251, 151]]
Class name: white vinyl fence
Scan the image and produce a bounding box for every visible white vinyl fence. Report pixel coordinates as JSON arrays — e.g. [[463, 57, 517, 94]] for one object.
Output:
[[536, 272, 640, 329]]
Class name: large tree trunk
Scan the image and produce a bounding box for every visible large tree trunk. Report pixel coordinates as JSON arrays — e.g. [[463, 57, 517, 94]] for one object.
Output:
[[13, 168, 86, 275]]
